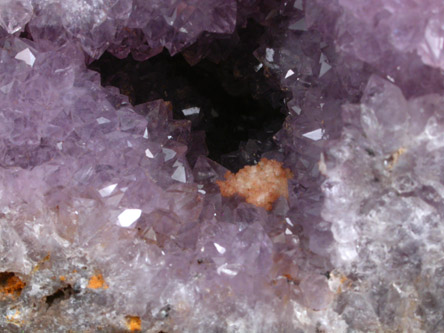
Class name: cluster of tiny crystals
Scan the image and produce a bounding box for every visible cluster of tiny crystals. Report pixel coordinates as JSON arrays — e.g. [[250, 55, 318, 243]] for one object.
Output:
[[1, 0, 444, 332]]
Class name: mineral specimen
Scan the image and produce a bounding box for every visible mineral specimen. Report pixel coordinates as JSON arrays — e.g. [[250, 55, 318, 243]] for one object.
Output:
[[217, 158, 293, 211], [0, 0, 444, 332]]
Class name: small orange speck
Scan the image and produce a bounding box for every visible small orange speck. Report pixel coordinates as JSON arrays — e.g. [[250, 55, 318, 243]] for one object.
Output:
[[59, 276, 66, 282], [87, 274, 108, 289], [125, 315, 141, 331], [281, 273, 298, 283]]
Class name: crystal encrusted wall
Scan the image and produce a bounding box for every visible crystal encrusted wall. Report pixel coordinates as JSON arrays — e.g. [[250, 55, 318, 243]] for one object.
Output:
[[1, 0, 444, 332]]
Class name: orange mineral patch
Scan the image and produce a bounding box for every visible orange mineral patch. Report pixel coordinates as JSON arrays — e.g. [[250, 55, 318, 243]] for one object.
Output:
[[87, 273, 108, 289], [216, 158, 293, 211], [125, 315, 141, 331], [0, 272, 26, 299]]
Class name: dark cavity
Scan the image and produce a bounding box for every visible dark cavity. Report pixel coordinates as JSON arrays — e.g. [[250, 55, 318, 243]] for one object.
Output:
[[89, 21, 287, 171]]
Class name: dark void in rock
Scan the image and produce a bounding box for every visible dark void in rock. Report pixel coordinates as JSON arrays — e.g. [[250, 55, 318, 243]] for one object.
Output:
[[88, 21, 288, 171]]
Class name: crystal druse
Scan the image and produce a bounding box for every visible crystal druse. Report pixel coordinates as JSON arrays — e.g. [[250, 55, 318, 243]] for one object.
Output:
[[1, 0, 444, 332]]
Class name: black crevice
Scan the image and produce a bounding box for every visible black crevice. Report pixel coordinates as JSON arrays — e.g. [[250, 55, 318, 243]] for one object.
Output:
[[89, 20, 288, 171]]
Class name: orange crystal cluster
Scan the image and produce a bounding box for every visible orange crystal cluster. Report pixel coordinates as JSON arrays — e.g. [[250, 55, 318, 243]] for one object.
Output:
[[216, 158, 293, 211]]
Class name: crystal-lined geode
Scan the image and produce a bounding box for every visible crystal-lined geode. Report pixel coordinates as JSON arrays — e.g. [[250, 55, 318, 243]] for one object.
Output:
[[1, 0, 444, 332]]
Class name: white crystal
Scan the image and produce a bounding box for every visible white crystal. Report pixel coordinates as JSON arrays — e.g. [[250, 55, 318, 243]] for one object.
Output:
[[99, 184, 118, 197], [162, 148, 176, 161], [255, 63, 263, 72], [285, 217, 294, 227], [96, 116, 111, 124], [15, 48, 36, 67], [145, 148, 154, 158], [265, 48, 275, 62], [302, 128, 324, 141], [214, 243, 226, 254], [285, 69, 295, 79], [171, 162, 186, 183], [337, 243, 358, 261], [217, 263, 238, 277], [182, 107, 200, 116], [424, 21, 444, 60], [386, 75, 395, 83], [118, 209, 142, 227]]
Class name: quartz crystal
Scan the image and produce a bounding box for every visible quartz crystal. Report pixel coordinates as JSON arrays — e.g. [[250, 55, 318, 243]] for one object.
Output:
[[1, 0, 444, 332]]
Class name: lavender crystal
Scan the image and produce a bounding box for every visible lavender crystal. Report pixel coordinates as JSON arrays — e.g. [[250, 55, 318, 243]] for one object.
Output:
[[0, 0, 443, 332]]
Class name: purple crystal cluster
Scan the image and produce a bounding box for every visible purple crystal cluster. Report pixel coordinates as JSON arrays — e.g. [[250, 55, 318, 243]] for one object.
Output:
[[1, 0, 444, 332]]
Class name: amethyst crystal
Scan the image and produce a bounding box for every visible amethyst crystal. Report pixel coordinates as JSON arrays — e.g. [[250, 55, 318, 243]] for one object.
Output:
[[0, 0, 443, 332]]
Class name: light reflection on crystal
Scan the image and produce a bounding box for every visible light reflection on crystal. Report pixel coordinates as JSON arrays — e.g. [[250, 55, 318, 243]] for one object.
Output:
[[285, 217, 294, 227], [302, 128, 324, 141], [386, 75, 395, 83], [117, 209, 142, 227], [216, 263, 238, 277], [213, 242, 226, 254], [171, 162, 186, 183], [285, 69, 295, 78], [182, 107, 200, 116], [96, 116, 111, 124], [254, 63, 263, 72], [99, 184, 118, 197], [145, 148, 154, 158], [15, 48, 36, 67], [265, 48, 274, 62], [162, 148, 176, 161]]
